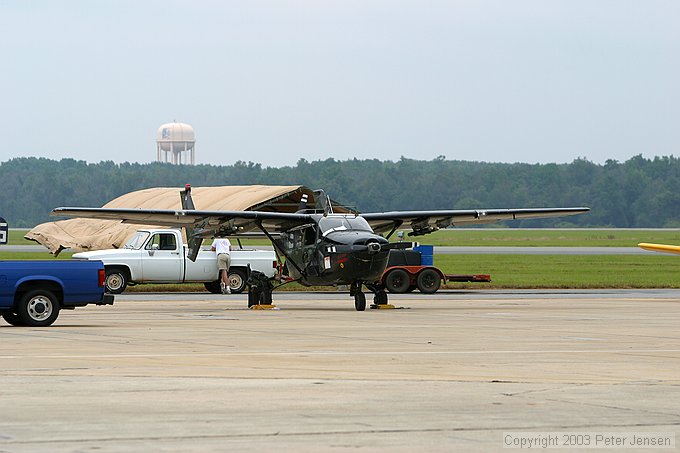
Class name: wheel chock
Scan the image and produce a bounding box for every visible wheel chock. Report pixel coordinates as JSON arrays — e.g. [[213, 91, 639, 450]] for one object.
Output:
[[370, 304, 396, 309], [250, 304, 278, 310]]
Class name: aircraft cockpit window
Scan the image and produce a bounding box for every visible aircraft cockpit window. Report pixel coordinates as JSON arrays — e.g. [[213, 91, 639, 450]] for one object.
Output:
[[346, 217, 372, 232], [124, 231, 150, 250], [319, 216, 372, 235]]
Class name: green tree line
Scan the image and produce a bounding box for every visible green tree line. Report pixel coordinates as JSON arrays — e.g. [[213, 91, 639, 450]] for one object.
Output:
[[1, 155, 679, 228]]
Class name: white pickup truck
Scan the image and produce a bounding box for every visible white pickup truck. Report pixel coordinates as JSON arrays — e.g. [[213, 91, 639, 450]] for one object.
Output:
[[72, 229, 278, 294]]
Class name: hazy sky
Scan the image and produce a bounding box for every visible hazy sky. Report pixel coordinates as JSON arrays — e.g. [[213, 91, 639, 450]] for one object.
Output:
[[2, 0, 678, 167]]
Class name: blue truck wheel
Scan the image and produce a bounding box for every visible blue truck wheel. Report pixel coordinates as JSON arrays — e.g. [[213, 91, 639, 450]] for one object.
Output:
[[17, 289, 60, 327]]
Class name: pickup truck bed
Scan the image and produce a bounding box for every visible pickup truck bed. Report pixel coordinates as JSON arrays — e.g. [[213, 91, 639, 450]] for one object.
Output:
[[1, 260, 114, 327]]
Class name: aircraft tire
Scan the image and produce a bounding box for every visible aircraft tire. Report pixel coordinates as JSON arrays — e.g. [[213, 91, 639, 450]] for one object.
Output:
[[354, 292, 366, 311], [384, 269, 410, 293], [373, 291, 388, 305]]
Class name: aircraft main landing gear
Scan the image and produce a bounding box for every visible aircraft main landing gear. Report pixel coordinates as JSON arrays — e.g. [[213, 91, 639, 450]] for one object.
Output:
[[367, 284, 395, 309], [350, 282, 394, 310], [247, 270, 277, 310]]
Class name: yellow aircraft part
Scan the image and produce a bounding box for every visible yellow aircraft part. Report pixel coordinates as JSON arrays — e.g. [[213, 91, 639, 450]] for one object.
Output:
[[638, 243, 680, 255], [370, 304, 397, 309]]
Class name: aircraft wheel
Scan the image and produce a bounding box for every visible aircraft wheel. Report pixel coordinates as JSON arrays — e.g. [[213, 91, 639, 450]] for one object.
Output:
[[384, 269, 410, 293], [2, 312, 25, 326], [373, 291, 388, 305], [406, 285, 417, 293], [105, 268, 128, 294], [354, 292, 366, 311], [417, 269, 441, 294]]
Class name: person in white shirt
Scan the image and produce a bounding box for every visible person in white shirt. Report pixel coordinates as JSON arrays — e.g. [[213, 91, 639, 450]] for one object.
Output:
[[211, 238, 232, 294]]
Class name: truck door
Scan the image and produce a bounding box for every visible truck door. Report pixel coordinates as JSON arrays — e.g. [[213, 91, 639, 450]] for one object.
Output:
[[141, 232, 183, 282]]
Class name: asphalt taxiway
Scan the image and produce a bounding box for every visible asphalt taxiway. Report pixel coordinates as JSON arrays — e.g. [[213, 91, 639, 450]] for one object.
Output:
[[1, 290, 679, 452]]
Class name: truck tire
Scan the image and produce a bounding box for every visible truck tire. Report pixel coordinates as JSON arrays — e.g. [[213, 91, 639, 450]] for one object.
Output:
[[416, 268, 441, 294], [16, 289, 60, 327], [228, 269, 248, 294], [2, 312, 25, 326], [384, 269, 411, 293], [105, 268, 128, 294], [204, 280, 222, 294]]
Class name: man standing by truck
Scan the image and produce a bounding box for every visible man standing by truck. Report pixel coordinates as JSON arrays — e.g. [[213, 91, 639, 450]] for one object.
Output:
[[211, 238, 232, 294]]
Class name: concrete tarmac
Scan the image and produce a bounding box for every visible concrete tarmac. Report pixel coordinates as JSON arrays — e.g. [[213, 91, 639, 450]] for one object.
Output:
[[1, 291, 679, 452]]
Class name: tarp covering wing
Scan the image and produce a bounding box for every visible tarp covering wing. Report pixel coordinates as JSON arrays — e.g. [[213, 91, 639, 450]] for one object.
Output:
[[27, 185, 313, 254]]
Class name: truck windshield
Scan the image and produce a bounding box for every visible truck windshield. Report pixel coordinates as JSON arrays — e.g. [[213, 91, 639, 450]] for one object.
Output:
[[319, 216, 373, 235], [124, 231, 150, 250]]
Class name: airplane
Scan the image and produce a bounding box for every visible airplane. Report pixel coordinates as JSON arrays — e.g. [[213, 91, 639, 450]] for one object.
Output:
[[52, 185, 589, 311], [638, 243, 680, 255]]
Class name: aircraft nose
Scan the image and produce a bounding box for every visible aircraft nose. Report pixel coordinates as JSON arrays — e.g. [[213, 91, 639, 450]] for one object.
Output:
[[367, 242, 381, 254]]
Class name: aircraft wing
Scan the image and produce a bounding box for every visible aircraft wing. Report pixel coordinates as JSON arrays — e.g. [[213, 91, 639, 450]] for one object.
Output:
[[50, 207, 314, 236], [638, 243, 680, 255], [362, 207, 590, 236]]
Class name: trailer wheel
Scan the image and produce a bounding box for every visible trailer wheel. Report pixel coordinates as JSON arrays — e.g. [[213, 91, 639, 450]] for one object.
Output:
[[16, 289, 60, 327], [416, 269, 441, 294], [2, 312, 25, 326], [105, 268, 128, 294], [384, 269, 411, 293], [228, 269, 248, 294]]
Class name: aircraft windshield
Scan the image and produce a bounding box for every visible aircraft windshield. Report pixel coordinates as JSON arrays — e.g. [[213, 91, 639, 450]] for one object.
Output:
[[124, 231, 150, 250], [319, 216, 372, 235]]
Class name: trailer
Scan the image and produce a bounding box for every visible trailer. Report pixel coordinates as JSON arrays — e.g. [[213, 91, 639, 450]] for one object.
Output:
[[381, 247, 490, 294]]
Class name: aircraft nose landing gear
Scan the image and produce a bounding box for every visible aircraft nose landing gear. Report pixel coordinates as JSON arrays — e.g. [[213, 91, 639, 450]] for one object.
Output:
[[350, 281, 366, 311], [350, 282, 395, 311]]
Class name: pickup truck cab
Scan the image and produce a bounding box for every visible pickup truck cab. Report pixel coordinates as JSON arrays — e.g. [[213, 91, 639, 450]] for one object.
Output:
[[72, 229, 278, 294], [1, 260, 114, 327]]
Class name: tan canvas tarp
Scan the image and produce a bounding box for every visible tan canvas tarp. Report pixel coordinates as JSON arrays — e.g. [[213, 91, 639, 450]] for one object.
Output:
[[26, 185, 309, 254]]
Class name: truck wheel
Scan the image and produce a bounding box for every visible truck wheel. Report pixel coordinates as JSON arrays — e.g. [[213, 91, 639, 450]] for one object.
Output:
[[2, 312, 25, 326], [384, 269, 410, 293], [416, 269, 441, 294], [204, 280, 222, 294], [16, 289, 60, 327], [228, 269, 248, 294], [105, 269, 128, 294]]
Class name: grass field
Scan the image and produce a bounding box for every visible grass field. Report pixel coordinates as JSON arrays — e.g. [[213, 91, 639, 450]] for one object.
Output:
[[3, 229, 680, 290], [417, 228, 680, 247], [7, 228, 680, 247]]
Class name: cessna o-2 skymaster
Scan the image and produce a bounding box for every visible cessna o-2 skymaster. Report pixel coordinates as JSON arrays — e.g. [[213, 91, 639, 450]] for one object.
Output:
[[52, 185, 589, 310]]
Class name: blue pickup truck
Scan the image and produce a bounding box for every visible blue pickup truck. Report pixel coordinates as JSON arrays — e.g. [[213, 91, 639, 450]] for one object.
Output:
[[0, 260, 114, 327]]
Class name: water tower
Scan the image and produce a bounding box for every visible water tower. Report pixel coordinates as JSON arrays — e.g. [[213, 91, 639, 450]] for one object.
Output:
[[156, 122, 196, 165]]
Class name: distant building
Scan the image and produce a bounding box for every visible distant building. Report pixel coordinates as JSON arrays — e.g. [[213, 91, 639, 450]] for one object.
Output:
[[156, 122, 195, 165]]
